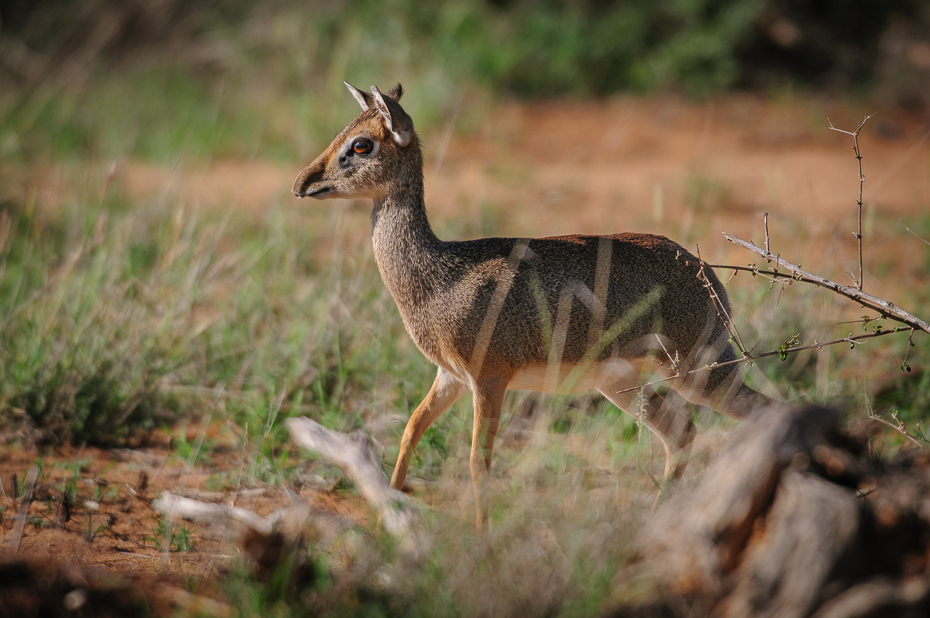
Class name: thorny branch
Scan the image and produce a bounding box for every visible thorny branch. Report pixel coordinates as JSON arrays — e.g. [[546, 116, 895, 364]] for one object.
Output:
[[829, 114, 873, 291], [902, 329, 916, 373], [655, 334, 681, 375], [764, 212, 770, 254], [615, 325, 913, 397], [719, 235, 930, 335], [694, 244, 749, 357], [619, 120, 927, 447], [637, 233, 929, 400], [867, 402, 927, 448]]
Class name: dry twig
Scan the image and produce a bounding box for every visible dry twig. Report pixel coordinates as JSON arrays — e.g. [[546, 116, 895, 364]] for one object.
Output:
[[720, 234, 930, 334], [903, 222, 930, 248], [764, 212, 770, 254], [867, 404, 927, 448], [695, 245, 749, 357], [829, 114, 873, 291], [616, 325, 911, 396]]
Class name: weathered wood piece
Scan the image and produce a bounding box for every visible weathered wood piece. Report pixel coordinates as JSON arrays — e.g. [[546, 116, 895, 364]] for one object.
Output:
[[638, 404, 930, 618], [286, 417, 418, 538], [153, 492, 299, 535]]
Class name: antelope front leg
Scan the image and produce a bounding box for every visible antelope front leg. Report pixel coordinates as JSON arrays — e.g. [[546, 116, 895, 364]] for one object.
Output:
[[470, 377, 508, 527], [390, 367, 467, 491]]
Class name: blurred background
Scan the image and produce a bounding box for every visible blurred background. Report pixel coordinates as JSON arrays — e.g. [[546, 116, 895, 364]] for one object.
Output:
[[2, 0, 930, 162]]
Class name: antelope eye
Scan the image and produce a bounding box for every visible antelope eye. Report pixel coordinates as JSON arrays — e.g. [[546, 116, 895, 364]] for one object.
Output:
[[352, 138, 373, 155]]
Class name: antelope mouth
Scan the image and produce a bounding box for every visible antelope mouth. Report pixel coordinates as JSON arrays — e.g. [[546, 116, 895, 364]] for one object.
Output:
[[305, 186, 333, 199]]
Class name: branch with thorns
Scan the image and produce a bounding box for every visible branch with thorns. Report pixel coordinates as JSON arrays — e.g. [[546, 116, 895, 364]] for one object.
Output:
[[867, 402, 927, 448], [829, 114, 874, 291], [616, 324, 914, 397], [716, 235, 929, 334], [616, 114, 928, 446], [658, 231, 927, 393], [694, 244, 750, 358]]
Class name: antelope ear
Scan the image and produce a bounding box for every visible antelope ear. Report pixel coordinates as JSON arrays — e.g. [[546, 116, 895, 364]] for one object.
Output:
[[345, 81, 372, 111], [371, 85, 413, 147]]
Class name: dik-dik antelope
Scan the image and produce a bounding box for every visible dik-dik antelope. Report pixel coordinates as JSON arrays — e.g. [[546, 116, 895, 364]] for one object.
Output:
[[292, 83, 771, 526]]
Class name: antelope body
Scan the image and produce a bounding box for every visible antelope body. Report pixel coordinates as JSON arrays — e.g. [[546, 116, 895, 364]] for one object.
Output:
[[293, 83, 770, 525]]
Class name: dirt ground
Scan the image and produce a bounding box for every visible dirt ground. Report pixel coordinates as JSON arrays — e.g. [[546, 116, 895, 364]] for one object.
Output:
[[4, 95, 930, 614]]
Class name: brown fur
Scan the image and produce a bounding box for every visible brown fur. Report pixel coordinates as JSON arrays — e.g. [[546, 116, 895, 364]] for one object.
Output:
[[293, 83, 772, 526]]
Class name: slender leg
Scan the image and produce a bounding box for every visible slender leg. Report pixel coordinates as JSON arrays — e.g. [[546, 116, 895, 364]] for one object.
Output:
[[599, 377, 695, 480], [675, 344, 773, 420], [390, 367, 468, 490], [470, 376, 509, 527]]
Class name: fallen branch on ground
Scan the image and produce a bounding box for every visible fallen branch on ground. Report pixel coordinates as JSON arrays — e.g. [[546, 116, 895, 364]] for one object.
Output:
[[153, 493, 299, 536], [153, 419, 418, 540], [286, 417, 417, 538]]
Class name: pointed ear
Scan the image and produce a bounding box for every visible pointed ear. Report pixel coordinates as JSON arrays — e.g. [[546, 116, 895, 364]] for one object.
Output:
[[371, 85, 413, 147], [345, 81, 372, 111]]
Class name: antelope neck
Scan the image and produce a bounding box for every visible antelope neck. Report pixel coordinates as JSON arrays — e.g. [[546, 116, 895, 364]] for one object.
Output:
[[370, 170, 445, 308]]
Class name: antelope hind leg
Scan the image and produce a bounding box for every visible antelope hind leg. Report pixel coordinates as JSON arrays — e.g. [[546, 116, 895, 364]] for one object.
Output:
[[598, 380, 696, 480]]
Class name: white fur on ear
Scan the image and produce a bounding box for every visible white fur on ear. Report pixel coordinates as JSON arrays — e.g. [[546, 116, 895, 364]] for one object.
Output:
[[371, 85, 412, 147], [345, 81, 371, 111]]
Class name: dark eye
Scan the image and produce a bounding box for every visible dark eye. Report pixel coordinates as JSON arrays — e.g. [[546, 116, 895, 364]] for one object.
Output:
[[352, 138, 373, 155]]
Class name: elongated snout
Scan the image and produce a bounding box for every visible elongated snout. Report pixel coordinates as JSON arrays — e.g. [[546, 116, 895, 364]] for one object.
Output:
[[292, 156, 328, 199]]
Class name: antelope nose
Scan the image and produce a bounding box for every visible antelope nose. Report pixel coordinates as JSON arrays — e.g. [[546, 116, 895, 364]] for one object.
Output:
[[292, 164, 324, 197]]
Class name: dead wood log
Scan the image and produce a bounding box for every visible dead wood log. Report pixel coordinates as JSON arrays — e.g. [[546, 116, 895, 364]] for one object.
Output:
[[639, 404, 930, 618], [644, 405, 847, 591], [722, 470, 861, 618], [811, 575, 930, 618]]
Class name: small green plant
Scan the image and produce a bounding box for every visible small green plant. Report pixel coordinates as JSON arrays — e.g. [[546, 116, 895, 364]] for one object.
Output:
[[172, 423, 217, 468], [147, 516, 194, 553], [26, 514, 46, 528], [52, 458, 92, 502], [83, 509, 112, 542]]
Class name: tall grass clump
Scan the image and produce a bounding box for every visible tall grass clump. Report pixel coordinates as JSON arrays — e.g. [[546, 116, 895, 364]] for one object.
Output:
[[0, 172, 439, 450], [0, 194, 208, 444]]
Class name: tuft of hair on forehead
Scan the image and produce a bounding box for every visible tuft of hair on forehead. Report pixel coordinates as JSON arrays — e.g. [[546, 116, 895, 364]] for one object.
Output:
[[388, 84, 403, 101]]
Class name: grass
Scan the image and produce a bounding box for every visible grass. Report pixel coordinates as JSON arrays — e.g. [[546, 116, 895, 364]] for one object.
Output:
[[0, 164, 435, 447], [147, 516, 194, 553], [0, 159, 734, 614]]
